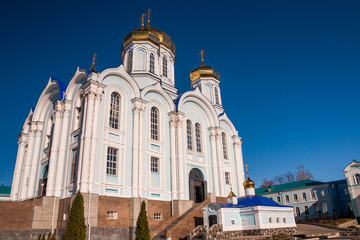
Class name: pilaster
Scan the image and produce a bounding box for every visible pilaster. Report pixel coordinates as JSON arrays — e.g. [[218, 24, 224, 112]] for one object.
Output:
[[215, 127, 225, 197], [27, 121, 44, 198], [46, 101, 63, 196], [10, 133, 28, 201], [176, 112, 185, 200], [232, 135, 245, 196], [208, 127, 219, 196], [19, 123, 36, 200], [168, 112, 178, 200]]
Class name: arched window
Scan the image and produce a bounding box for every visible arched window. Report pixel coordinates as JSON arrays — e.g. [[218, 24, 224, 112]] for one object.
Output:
[[222, 132, 228, 159], [186, 120, 193, 150], [73, 94, 83, 131], [195, 123, 202, 152], [149, 53, 155, 74], [135, 48, 145, 70], [355, 174, 360, 185], [296, 207, 300, 216], [163, 56, 168, 77], [214, 87, 219, 104], [151, 107, 159, 140], [109, 92, 120, 129], [70, 149, 79, 184], [127, 51, 133, 72]]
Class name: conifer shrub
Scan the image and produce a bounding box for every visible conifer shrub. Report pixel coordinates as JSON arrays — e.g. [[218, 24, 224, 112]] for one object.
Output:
[[64, 191, 86, 240], [135, 201, 150, 240]]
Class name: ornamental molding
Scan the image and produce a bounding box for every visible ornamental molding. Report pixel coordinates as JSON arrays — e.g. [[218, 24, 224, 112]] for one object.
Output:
[[131, 97, 147, 115], [232, 135, 242, 145]]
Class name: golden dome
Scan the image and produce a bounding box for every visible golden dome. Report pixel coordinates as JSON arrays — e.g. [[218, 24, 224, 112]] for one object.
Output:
[[190, 63, 220, 82], [122, 26, 175, 55], [243, 164, 255, 189], [227, 190, 237, 198]]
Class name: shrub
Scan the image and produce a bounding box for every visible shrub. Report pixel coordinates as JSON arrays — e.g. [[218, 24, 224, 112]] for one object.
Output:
[[135, 201, 150, 240], [64, 191, 86, 240]]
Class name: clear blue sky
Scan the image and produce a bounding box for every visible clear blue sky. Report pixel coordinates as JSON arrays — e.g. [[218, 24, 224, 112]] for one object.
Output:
[[1, 0, 359, 187]]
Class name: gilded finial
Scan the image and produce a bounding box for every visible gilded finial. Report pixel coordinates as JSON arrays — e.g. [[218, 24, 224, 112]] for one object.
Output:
[[147, 9, 151, 27], [90, 53, 98, 73], [140, 13, 146, 28], [245, 164, 249, 175], [199, 50, 205, 66]]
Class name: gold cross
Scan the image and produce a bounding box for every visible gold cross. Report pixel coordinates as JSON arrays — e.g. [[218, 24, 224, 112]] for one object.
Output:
[[140, 13, 146, 28], [92, 53, 97, 67], [245, 164, 249, 175], [199, 50, 205, 66], [90, 53, 98, 73], [147, 9, 151, 27]]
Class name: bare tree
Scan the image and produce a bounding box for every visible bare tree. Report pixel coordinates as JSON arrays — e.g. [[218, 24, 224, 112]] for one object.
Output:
[[261, 165, 313, 187], [260, 178, 274, 187], [284, 171, 295, 183], [296, 165, 313, 181]]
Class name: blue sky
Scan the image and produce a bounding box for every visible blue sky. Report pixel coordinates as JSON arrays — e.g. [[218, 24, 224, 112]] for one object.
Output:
[[0, 0, 359, 187]]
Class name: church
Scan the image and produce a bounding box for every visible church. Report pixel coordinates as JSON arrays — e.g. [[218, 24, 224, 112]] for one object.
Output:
[[4, 12, 247, 239]]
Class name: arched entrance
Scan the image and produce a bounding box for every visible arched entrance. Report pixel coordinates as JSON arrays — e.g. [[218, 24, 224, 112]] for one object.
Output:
[[189, 168, 207, 203], [38, 165, 48, 197]]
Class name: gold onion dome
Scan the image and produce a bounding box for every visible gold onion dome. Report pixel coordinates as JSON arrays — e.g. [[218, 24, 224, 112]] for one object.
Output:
[[190, 50, 220, 82], [122, 26, 175, 55], [243, 164, 255, 189]]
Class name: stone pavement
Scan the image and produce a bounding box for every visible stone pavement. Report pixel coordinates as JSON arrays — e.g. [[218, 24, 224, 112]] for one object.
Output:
[[295, 223, 360, 239]]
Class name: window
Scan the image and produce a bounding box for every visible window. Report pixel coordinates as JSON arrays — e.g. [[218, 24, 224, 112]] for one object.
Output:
[[70, 149, 79, 184], [150, 107, 159, 140], [355, 174, 360, 185], [163, 56, 168, 77], [107, 211, 118, 219], [269, 217, 273, 223], [314, 203, 320, 213], [230, 219, 236, 225], [321, 202, 328, 214], [311, 191, 316, 199], [344, 189, 349, 195], [107, 147, 118, 175], [242, 218, 247, 225], [276, 217, 280, 223], [186, 120, 193, 150], [320, 190, 325, 197], [305, 206, 309, 214], [154, 213, 162, 220], [149, 53, 155, 73], [283, 217, 287, 223], [214, 87, 219, 104], [225, 172, 231, 185], [127, 51, 132, 72], [222, 132, 228, 159], [285, 195, 290, 203], [296, 207, 300, 216], [151, 157, 159, 173], [195, 123, 202, 152], [293, 194, 298, 202], [276, 196, 281, 203], [302, 192, 307, 201], [109, 92, 120, 129]]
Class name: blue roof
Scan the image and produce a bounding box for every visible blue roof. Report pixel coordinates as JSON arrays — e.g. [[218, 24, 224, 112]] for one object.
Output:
[[214, 195, 292, 208]]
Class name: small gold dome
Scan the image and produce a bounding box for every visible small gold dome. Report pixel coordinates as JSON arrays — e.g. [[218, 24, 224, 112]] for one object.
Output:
[[243, 164, 255, 189], [190, 63, 220, 82], [243, 176, 255, 189], [122, 27, 175, 55], [227, 190, 237, 198]]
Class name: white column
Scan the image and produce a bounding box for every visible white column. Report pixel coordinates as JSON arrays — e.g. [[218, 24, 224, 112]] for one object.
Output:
[[209, 127, 219, 196], [10, 133, 28, 201], [169, 112, 178, 200], [89, 84, 105, 193], [80, 89, 96, 193], [131, 98, 141, 197], [46, 101, 63, 196], [27, 122, 44, 198], [232, 135, 245, 197], [19, 123, 36, 200], [54, 100, 71, 197], [215, 128, 225, 197], [176, 112, 185, 200], [138, 102, 146, 197]]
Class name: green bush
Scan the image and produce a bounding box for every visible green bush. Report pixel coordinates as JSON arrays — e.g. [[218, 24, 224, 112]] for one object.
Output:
[[64, 191, 86, 240], [135, 201, 150, 240]]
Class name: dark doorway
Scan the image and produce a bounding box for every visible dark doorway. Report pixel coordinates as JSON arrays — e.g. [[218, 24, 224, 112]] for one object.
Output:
[[189, 168, 207, 203], [38, 165, 48, 197], [209, 215, 217, 227]]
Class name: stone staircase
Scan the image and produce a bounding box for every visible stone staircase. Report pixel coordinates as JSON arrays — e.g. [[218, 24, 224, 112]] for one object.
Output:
[[152, 199, 210, 240]]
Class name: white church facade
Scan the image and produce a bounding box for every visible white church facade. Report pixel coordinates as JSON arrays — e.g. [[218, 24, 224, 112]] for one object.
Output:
[[10, 19, 246, 206]]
